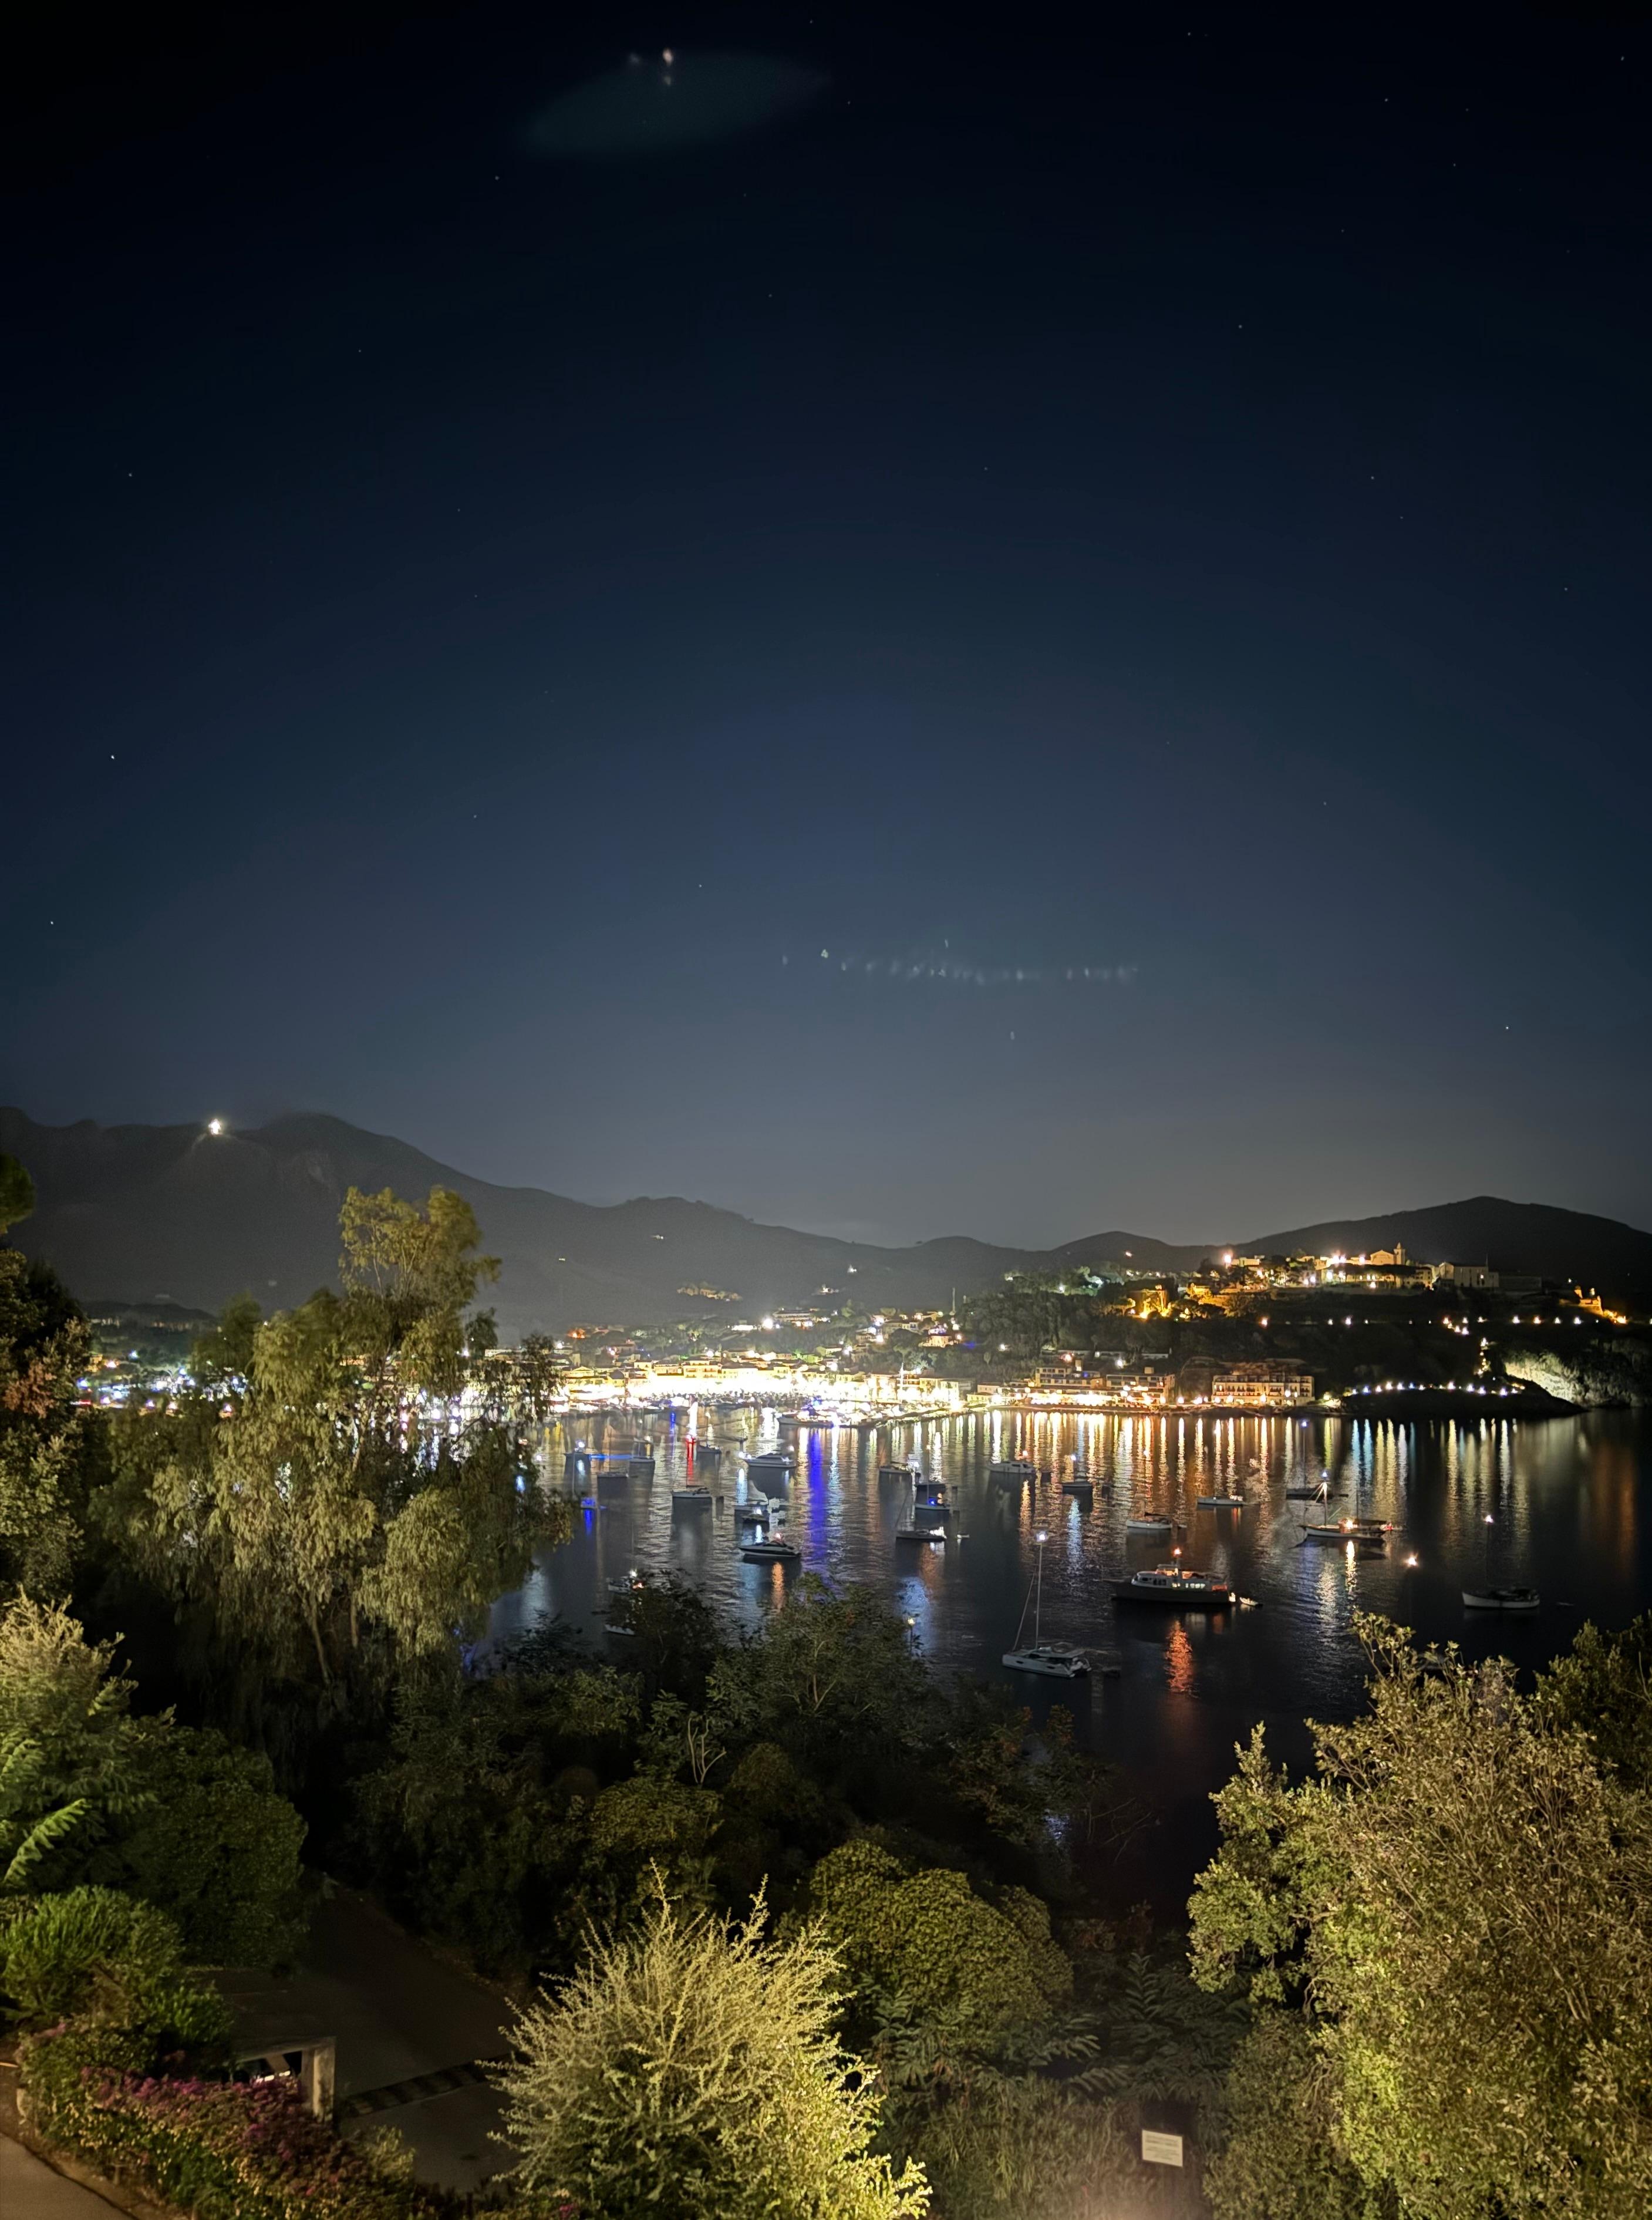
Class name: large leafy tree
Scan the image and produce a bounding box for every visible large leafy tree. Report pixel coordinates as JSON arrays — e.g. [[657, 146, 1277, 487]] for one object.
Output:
[[495, 1884, 929, 2220], [1190, 1615, 1652, 2219], [110, 1185, 567, 1699]]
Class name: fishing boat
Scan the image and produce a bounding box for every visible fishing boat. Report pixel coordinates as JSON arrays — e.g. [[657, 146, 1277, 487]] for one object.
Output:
[[1196, 1492, 1246, 1510], [1125, 1512, 1174, 1537], [989, 1458, 1038, 1485], [741, 1536, 803, 1564], [1113, 1561, 1234, 1609], [1003, 1532, 1089, 1677], [1285, 1471, 1334, 1500], [1462, 1585, 1540, 1613]]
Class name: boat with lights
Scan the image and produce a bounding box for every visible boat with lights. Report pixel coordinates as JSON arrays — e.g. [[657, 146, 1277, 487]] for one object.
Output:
[[1113, 1564, 1234, 1608], [741, 1536, 803, 1564]]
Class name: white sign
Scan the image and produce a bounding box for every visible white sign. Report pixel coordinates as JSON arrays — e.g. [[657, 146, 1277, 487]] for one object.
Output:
[[1141, 2129, 1185, 2168]]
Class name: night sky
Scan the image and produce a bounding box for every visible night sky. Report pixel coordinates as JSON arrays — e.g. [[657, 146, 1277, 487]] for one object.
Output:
[[6, 3, 1650, 1248]]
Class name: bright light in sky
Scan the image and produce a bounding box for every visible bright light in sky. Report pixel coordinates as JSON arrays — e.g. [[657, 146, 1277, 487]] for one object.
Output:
[[206, 1118, 225, 1136]]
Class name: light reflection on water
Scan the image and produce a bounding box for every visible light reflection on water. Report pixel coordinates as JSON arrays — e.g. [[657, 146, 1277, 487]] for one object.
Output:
[[488, 1406, 1652, 1906]]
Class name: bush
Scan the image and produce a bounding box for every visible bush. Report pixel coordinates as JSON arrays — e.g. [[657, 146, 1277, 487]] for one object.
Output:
[[20, 2030, 467, 2220], [809, 1840, 1071, 2051], [495, 1884, 928, 2219], [115, 1723, 308, 1968], [0, 1885, 231, 2055]]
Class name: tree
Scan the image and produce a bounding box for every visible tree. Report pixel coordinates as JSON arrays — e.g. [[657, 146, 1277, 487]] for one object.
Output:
[[709, 1578, 932, 1779], [112, 1723, 307, 1968], [809, 1839, 1071, 2054], [1537, 1609, 1652, 1792], [1190, 1615, 1652, 2219], [494, 1884, 928, 2220], [109, 1185, 568, 1702], [1201, 2011, 1383, 2220], [0, 1154, 34, 1234], [0, 1249, 94, 1595], [0, 1596, 146, 1894]]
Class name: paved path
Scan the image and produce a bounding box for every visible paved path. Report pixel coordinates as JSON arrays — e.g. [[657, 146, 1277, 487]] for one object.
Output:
[[217, 1882, 515, 2191], [0, 2131, 128, 2219]]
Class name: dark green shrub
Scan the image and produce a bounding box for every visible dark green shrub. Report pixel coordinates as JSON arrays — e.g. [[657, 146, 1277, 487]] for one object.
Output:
[[0, 1885, 230, 2054]]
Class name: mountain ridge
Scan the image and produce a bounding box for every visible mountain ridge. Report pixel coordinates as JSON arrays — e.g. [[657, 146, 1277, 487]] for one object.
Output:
[[3, 1107, 1648, 1334]]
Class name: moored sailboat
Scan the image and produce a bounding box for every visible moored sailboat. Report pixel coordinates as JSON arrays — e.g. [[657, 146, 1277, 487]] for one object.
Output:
[[1003, 1531, 1089, 1677]]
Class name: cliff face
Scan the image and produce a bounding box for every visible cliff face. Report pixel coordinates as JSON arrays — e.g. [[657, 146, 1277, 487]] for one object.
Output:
[[1503, 1339, 1652, 1409]]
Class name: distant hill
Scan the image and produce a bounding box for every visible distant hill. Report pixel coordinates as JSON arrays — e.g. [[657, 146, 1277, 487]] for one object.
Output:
[[1233, 1199, 1652, 1295], [0, 1108, 1058, 1335], [3, 1109, 1648, 1333]]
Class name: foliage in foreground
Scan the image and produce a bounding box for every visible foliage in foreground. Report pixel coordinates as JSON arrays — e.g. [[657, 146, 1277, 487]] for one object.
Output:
[[0, 1591, 306, 1964], [0, 1883, 231, 2052], [20, 2030, 468, 2220], [494, 1883, 929, 2220], [1190, 1613, 1652, 2219]]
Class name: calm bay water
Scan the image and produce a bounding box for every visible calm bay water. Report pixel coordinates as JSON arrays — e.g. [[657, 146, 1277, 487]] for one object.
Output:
[[488, 1406, 1652, 1909]]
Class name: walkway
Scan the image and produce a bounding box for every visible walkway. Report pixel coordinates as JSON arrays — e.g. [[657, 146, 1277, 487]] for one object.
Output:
[[0, 2131, 128, 2219]]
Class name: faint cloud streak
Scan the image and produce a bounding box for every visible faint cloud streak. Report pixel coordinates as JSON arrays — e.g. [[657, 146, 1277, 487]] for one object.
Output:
[[526, 52, 825, 159]]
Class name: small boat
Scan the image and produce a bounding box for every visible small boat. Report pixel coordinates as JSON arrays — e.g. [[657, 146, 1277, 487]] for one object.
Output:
[[741, 1537, 803, 1564], [990, 1458, 1038, 1485], [1462, 1586, 1540, 1613], [745, 1451, 794, 1494], [1286, 1473, 1337, 1500], [895, 1478, 946, 1544], [1125, 1514, 1174, 1537], [1003, 1537, 1089, 1677], [672, 1483, 714, 1508], [1002, 1642, 1089, 1676], [1196, 1493, 1246, 1510], [1300, 1517, 1387, 1549], [1061, 1471, 1095, 1497], [878, 1460, 920, 1484], [692, 1444, 723, 1468], [1114, 1563, 1234, 1608], [1091, 1650, 1124, 1677]]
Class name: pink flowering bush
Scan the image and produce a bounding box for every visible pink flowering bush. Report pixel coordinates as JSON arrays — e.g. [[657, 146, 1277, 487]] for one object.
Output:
[[21, 2029, 473, 2219]]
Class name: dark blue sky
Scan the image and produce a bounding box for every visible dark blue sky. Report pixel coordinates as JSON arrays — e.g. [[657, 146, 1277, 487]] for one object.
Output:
[[5, 2, 1650, 1245]]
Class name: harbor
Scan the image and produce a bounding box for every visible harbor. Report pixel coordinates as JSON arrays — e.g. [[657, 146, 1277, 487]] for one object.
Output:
[[491, 1402, 1652, 1908]]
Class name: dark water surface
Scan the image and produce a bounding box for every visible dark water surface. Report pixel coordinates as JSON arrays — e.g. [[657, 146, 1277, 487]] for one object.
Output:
[[489, 1406, 1652, 1909]]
